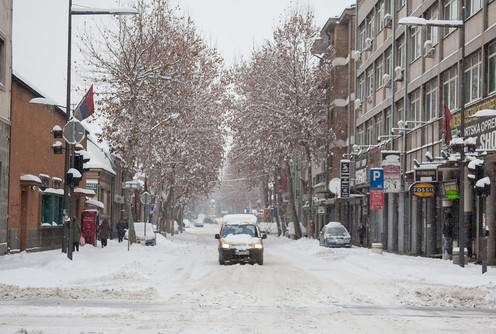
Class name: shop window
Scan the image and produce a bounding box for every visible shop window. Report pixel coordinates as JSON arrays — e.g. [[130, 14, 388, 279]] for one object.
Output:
[[40, 191, 64, 227]]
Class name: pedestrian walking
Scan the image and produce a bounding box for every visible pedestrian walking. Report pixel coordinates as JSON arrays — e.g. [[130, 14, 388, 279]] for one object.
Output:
[[358, 223, 366, 246], [72, 216, 81, 252], [98, 219, 110, 248], [116, 221, 126, 243], [442, 213, 454, 259]]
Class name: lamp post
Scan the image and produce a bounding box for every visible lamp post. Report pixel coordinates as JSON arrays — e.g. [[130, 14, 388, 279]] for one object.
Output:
[[399, 9, 465, 266], [63, 2, 138, 260]]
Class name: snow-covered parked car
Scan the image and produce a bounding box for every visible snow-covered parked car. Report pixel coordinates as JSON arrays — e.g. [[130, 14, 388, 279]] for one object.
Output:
[[125, 222, 156, 246], [215, 214, 266, 265], [259, 222, 278, 234], [319, 222, 351, 248]]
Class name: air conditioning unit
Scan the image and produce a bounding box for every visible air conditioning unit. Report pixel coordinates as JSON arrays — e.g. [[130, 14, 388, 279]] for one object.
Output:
[[351, 50, 361, 63], [384, 13, 392, 28], [364, 37, 373, 51], [424, 40, 435, 58], [354, 98, 362, 110], [394, 66, 404, 81], [382, 73, 391, 87]]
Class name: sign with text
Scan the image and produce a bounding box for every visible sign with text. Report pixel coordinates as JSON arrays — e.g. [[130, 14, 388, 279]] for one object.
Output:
[[382, 151, 401, 193], [340, 160, 350, 198], [414, 167, 438, 182], [442, 180, 459, 199], [411, 182, 436, 198], [370, 168, 384, 191], [370, 190, 384, 210]]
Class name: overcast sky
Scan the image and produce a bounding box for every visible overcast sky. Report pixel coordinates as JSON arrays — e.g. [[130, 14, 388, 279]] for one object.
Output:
[[13, 0, 354, 106]]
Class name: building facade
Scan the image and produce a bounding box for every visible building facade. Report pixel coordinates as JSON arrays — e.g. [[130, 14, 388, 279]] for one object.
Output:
[[348, 0, 496, 263], [0, 0, 12, 255], [9, 74, 87, 252]]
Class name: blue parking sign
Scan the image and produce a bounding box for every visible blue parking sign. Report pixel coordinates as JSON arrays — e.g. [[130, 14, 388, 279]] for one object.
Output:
[[370, 168, 384, 190]]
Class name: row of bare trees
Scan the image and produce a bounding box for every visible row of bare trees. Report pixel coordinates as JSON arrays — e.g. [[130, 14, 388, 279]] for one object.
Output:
[[225, 6, 335, 239], [79, 1, 336, 239], [80, 0, 227, 233]]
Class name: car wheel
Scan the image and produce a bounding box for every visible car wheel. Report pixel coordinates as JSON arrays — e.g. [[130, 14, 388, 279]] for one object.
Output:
[[219, 254, 225, 265], [258, 257, 264, 265]]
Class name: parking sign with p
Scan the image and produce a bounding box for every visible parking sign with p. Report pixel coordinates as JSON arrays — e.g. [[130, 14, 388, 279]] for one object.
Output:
[[370, 168, 384, 190]]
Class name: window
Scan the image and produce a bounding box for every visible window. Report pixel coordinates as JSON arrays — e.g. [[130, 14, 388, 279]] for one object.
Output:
[[0, 38, 5, 88], [385, 108, 392, 135], [358, 23, 366, 51], [358, 126, 365, 145], [376, 56, 384, 89], [396, 35, 405, 69], [397, 0, 405, 9], [443, 0, 458, 36], [358, 74, 365, 101], [53, 177, 62, 189], [425, 79, 438, 121], [465, 52, 482, 104], [366, 13, 374, 39], [489, 42, 496, 94], [40, 191, 64, 227], [376, 1, 385, 32], [409, 89, 421, 124], [443, 66, 458, 111], [466, 0, 482, 17], [39, 174, 50, 190], [410, 26, 421, 61], [366, 67, 374, 96], [375, 114, 384, 138], [426, 6, 439, 46], [385, 48, 392, 75], [396, 100, 404, 126], [366, 121, 374, 145]]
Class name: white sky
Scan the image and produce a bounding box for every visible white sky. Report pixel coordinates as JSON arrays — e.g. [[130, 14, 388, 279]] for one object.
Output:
[[13, 0, 353, 106]]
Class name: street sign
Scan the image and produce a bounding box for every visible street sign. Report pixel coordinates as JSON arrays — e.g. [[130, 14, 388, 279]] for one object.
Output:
[[122, 181, 141, 190], [63, 119, 86, 144], [414, 167, 438, 182], [340, 160, 350, 198], [370, 190, 384, 210], [370, 168, 384, 190], [140, 191, 152, 204]]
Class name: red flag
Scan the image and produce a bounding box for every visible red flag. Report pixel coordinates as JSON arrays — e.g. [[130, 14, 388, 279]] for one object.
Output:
[[74, 85, 95, 121], [443, 101, 453, 145]]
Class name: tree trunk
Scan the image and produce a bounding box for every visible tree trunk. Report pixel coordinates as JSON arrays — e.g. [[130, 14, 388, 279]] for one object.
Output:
[[286, 160, 302, 239], [304, 145, 314, 239]]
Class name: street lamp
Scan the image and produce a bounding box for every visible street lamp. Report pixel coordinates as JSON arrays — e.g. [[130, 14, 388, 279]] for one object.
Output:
[[63, 2, 137, 260], [399, 10, 465, 267]]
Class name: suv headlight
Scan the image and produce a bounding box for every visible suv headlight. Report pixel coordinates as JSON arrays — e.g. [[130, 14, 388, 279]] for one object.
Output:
[[254, 243, 263, 249], [221, 242, 231, 249]]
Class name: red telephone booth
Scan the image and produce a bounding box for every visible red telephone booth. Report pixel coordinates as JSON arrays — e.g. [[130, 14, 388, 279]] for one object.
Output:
[[82, 210, 98, 247]]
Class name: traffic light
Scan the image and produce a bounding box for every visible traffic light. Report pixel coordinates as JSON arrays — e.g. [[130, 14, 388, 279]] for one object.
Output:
[[468, 159, 490, 197], [66, 168, 82, 186]]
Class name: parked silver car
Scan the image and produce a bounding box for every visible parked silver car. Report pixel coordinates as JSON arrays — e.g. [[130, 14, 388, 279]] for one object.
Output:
[[319, 222, 351, 248]]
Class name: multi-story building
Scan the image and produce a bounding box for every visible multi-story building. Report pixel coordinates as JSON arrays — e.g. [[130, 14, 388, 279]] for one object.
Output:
[[312, 6, 359, 239], [0, 0, 12, 254], [351, 0, 496, 263]]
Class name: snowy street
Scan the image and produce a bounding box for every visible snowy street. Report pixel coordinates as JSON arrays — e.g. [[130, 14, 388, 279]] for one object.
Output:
[[1, 223, 496, 333]]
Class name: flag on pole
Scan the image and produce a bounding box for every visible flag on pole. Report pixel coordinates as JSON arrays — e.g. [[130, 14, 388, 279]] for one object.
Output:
[[443, 101, 453, 145], [74, 85, 94, 121]]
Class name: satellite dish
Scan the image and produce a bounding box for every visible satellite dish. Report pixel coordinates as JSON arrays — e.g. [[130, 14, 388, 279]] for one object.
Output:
[[329, 178, 341, 195]]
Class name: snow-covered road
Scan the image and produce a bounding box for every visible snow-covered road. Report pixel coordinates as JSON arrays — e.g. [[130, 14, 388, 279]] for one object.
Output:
[[1, 223, 495, 333]]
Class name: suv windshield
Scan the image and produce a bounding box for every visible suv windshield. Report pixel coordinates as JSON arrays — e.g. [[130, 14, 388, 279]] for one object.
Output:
[[222, 224, 258, 238]]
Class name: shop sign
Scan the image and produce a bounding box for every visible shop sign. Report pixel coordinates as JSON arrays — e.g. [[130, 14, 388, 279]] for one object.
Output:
[[317, 206, 326, 215], [411, 182, 436, 197], [414, 167, 438, 182], [340, 160, 350, 198], [442, 180, 459, 199], [382, 151, 401, 193], [370, 190, 384, 210]]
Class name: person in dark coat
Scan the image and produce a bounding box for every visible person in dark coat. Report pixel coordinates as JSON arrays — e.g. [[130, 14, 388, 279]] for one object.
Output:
[[99, 219, 110, 248], [358, 223, 366, 246], [116, 221, 126, 243], [442, 213, 454, 258], [72, 216, 82, 252]]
